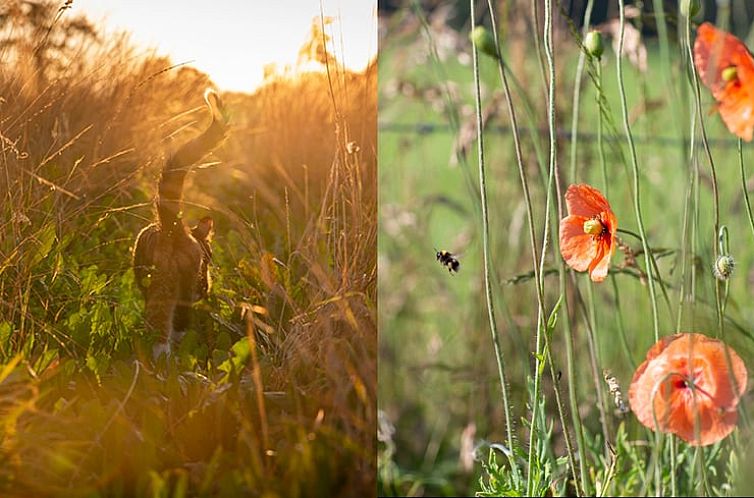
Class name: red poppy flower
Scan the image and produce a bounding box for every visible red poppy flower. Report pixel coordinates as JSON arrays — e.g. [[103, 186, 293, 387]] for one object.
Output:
[[694, 22, 754, 141], [559, 184, 617, 283], [629, 333, 747, 446]]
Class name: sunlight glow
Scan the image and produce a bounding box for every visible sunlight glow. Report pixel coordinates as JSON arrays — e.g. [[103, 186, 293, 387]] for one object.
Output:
[[71, 0, 377, 92]]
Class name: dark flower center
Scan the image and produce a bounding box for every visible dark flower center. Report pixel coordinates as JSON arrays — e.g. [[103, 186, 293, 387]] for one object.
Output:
[[674, 377, 690, 390], [670, 370, 714, 401]]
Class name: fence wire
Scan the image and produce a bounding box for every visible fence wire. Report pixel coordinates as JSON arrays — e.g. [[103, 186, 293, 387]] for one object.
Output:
[[379, 121, 747, 149]]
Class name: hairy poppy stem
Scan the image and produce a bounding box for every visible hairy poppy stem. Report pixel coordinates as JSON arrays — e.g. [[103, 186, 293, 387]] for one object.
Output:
[[479, 0, 544, 490], [738, 138, 754, 245], [615, 228, 673, 314], [483, 0, 580, 494], [682, 19, 746, 474], [616, 1, 663, 494], [676, 106, 697, 333], [468, 0, 519, 484], [540, 1, 580, 493], [684, 8, 723, 342], [594, 61, 634, 369], [568, 0, 596, 184], [566, 2, 597, 492], [616, 0, 660, 344], [684, 17, 720, 496]]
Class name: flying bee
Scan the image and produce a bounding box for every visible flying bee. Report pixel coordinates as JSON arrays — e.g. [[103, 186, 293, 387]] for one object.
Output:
[[436, 249, 460, 274]]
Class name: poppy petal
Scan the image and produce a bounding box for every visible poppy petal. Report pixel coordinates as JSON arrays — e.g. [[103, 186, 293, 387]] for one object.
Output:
[[588, 239, 610, 282], [629, 333, 748, 446], [663, 391, 737, 446], [565, 184, 611, 218], [559, 216, 596, 272], [718, 91, 754, 141], [694, 22, 754, 141], [629, 349, 675, 432], [665, 334, 747, 404], [588, 230, 616, 283]]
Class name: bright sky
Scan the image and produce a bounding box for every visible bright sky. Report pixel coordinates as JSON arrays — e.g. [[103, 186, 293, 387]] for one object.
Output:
[[71, 0, 377, 93]]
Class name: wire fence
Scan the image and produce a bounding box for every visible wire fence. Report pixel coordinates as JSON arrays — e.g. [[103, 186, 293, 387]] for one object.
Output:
[[379, 121, 747, 149]]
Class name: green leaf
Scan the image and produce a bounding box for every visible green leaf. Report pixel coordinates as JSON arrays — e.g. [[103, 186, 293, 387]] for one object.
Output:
[[26, 223, 56, 269], [546, 294, 563, 331], [0, 321, 12, 354], [85, 351, 109, 383]]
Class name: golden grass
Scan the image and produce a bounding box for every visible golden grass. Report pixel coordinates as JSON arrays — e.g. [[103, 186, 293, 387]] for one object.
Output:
[[0, 3, 375, 496]]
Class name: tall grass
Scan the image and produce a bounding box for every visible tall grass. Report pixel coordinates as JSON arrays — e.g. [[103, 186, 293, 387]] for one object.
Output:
[[0, 2, 376, 496]]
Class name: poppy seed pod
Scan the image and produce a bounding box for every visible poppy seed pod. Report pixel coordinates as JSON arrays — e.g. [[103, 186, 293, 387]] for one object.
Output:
[[470, 26, 499, 60], [584, 30, 604, 59], [681, 0, 701, 18]]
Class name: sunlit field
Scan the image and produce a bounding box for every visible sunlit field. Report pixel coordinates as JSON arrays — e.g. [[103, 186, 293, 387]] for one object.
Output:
[[0, 2, 375, 496], [379, 1, 754, 496]]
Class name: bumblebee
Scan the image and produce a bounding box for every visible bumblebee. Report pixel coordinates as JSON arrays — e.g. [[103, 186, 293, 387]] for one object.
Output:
[[436, 250, 460, 274]]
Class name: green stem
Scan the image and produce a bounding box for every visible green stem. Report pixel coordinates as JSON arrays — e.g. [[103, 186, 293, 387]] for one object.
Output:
[[610, 275, 635, 367], [468, 2, 519, 483], [569, 275, 611, 450], [616, 0, 661, 343], [596, 60, 634, 368], [481, 2, 544, 492], [738, 138, 754, 242], [531, 1, 580, 494], [569, 0, 596, 183], [585, 279, 612, 451], [684, 13, 719, 496], [616, 1, 663, 495], [685, 6, 722, 337], [676, 111, 696, 332], [614, 226, 672, 325], [545, 0, 593, 490], [670, 434, 677, 497], [561, 255, 588, 493], [597, 61, 608, 196], [481, 1, 578, 493]]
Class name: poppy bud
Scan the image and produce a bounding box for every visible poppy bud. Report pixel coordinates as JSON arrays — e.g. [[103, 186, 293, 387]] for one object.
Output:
[[470, 26, 499, 60], [583, 218, 603, 236], [713, 255, 735, 281], [584, 31, 604, 59], [681, 0, 701, 17], [722, 66, 738, 82]]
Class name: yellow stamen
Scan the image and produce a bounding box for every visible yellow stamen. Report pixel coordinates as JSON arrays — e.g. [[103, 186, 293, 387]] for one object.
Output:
[[583, 219, 603, 236], [722, 66, 738, 83]]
